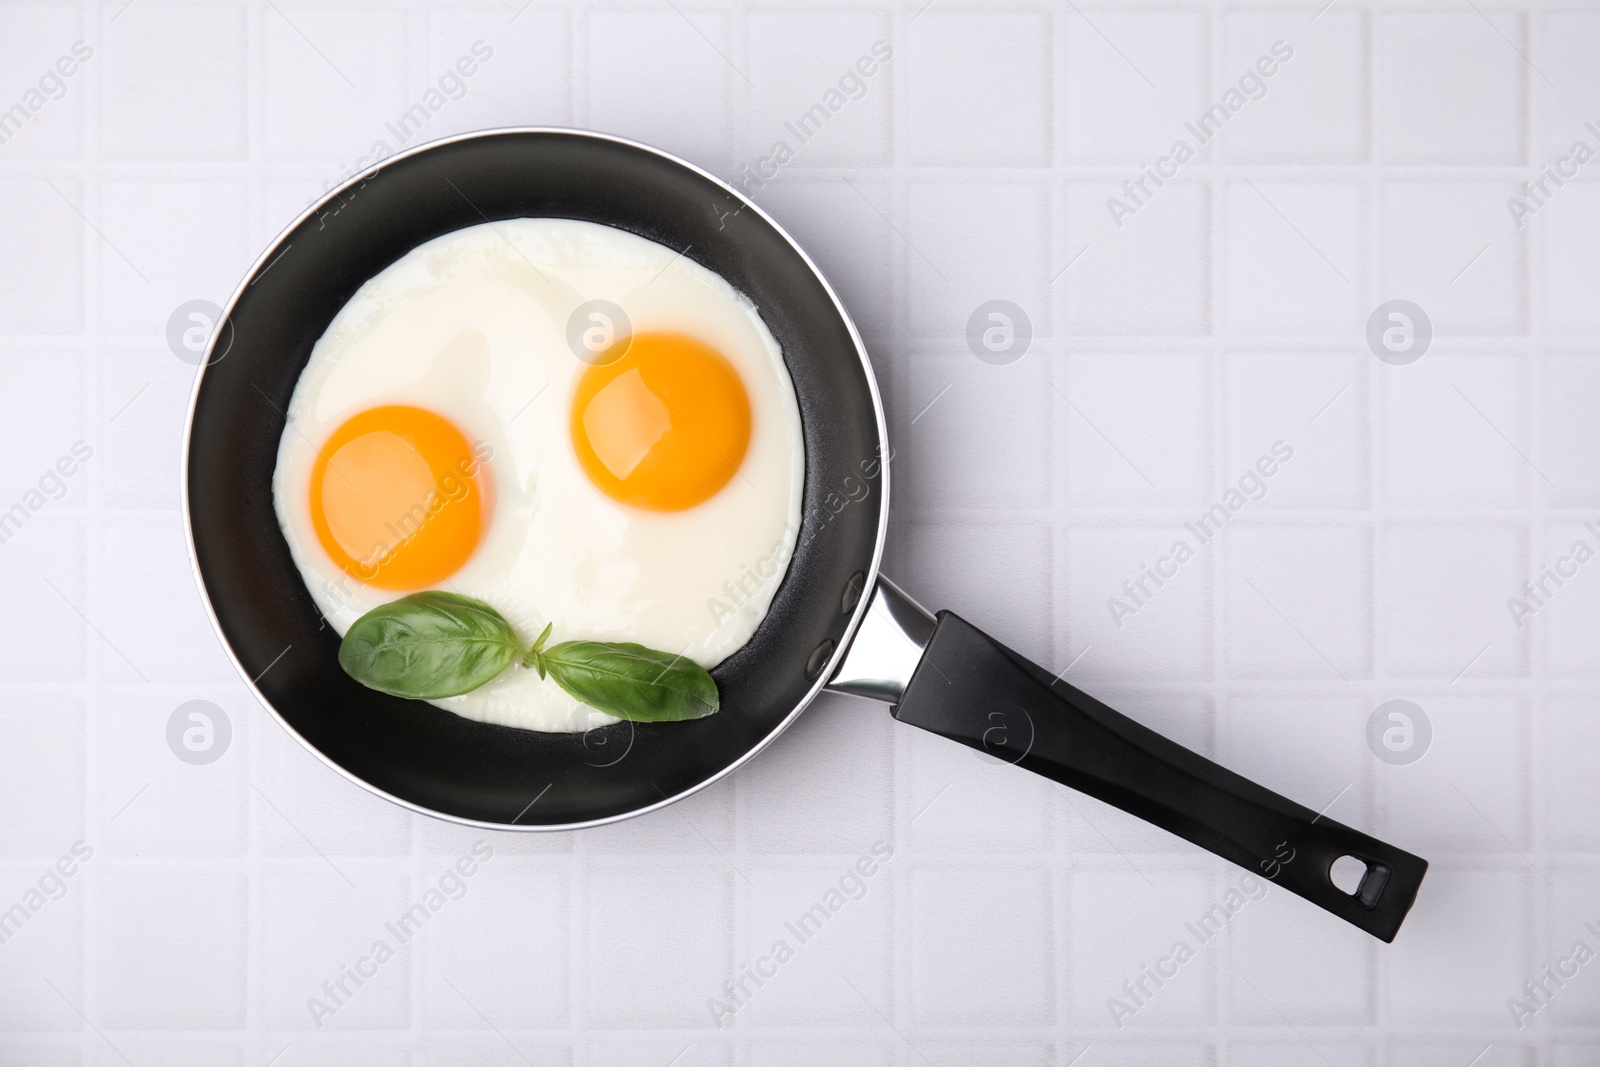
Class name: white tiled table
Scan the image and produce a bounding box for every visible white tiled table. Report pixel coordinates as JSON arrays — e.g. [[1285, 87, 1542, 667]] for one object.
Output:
[[2, 1, 1598, 1063]]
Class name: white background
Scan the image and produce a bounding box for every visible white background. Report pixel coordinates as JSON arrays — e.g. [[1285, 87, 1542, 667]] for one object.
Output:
[[1, 0, 1598, 1063]]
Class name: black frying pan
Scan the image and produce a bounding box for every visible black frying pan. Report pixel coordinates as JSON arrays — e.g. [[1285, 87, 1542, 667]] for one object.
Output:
[[184, 129, 1427, 942]]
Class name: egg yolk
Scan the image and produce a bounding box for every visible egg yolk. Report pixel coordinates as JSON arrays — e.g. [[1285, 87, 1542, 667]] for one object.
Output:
[[570, 331, 751, 511], [309, 405, 487, 590]]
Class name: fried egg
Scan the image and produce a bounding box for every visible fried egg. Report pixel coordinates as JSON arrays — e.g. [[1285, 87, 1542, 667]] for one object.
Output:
[[272, 218, 804, 732]]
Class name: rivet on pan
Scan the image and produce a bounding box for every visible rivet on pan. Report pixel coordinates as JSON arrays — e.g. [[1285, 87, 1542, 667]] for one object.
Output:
[[806, 639, 835, 678], [841, 571, 866, 614]]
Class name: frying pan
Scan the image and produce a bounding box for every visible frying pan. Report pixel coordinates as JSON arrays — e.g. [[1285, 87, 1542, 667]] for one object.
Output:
[[184, 128, 1427, 942]]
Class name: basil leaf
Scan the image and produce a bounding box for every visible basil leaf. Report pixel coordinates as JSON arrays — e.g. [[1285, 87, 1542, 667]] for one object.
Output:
[[540, 641, 719, 722], [337, 591, 723, 723], [338, 591, 522, 699]]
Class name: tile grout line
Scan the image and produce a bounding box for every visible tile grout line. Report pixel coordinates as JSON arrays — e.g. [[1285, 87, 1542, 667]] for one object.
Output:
[[1366, 6, 1391, 1051], [1204, 0, 1231, 1048], [1207, 7, 1245, 1049], [1521, 13, 1551, 1067], [1354, 14, 1385, 1047], [1048, 9, 1070, 1051], [82, 0, 108, 1054]]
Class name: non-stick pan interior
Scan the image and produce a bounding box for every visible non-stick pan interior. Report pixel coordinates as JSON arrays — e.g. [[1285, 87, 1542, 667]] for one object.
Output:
[[186, 130, 886, 827]]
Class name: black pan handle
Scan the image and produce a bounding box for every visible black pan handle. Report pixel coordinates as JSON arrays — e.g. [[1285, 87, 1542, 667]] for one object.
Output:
[[888, 609, 1428, 942]]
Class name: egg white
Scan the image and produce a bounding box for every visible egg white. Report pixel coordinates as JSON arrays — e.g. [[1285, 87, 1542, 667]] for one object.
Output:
[[272, 219, 805, 732]]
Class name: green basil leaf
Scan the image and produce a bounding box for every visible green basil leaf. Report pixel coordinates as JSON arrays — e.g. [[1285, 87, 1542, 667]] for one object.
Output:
[[338, 591, 522, 699], [541, 641, 719, 722]]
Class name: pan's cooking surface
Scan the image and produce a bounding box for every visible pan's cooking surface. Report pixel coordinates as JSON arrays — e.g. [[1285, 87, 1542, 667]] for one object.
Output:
[[185, 131, 888, 827]]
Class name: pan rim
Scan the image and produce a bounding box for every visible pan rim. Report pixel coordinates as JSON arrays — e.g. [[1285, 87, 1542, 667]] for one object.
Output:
[[179, 126, 891, 832]]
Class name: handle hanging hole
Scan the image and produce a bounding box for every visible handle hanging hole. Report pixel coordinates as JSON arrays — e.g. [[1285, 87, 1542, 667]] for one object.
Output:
[[1330, 855, 1367, 895]]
